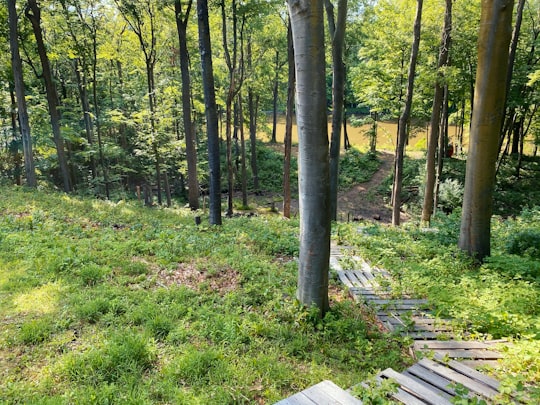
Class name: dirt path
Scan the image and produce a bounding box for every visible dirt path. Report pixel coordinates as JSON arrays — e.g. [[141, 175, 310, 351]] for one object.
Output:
[[337, 151, 404, 224]]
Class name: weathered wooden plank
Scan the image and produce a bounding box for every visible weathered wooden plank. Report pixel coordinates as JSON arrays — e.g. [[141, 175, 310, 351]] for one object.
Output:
[[373, 376, 427, 405], [411, 317, 452, 326], [413, 341, 496, 350], [352, 271, 372, 287], [418, 358, 499, 399], [432, 354, 500, 390], [428, 349, 502, 360], [380, 368, 452, 405], [401, 332, 440, 339], [405, 364, 456, 396], [274, 392, 317, 405], [373, 303, 426, 310], [337, 271, 354, 288], [301, 380, 363, 404], [411, 323, 454, 332], [402, 371, 453, 400], [366, 299, 429, 306], [276, 381, 362, 405], [460, 360, 501, 369]]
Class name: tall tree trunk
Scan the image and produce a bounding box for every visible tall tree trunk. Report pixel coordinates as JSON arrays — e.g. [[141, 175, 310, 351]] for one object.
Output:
[[8, 0, 36, 187], [271, 51, 279, 144], [26, 0, 71, 192], [197, 0, 222, 225], [283, 22, 295, 219], [421, 0, 452, 224], [458, 0, 513, 262], [326, 0, 348, 222], [91, 25, 109, 199], [175, 0, 199, 210], [288, 0, 330, 317], [221, 0, 238, 217], [238, 94, 248, 208], [248, 90, 259, 191], [391, 0, 423, 226], [499, 0, 526, 156], [73, 59, 97, 181]]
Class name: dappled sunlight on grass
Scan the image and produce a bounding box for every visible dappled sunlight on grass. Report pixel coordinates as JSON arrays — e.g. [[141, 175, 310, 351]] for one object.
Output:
[[13, 282, 65, 315]]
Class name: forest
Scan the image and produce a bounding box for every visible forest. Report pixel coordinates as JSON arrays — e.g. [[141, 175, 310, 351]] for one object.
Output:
[[1, 0, 539, 403]]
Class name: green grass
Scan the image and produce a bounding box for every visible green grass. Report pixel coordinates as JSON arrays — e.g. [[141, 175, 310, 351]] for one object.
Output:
[[0, 186, 406, 403]]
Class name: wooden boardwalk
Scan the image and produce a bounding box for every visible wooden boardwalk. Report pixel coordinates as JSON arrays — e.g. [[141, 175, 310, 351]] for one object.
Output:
[[275, 244, 511, 404], [330, 246, 504, 365]]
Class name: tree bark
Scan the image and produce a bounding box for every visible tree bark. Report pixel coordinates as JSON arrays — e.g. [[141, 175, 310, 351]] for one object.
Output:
[[391, 0, 423, 226], [421, 0, 452, 224], [326, 0, 348, 222], [458, 0, 514, 262], [26, 0, 71, 192], [197, 0, 222, 225], [175, 0, 200, 210], [9, 0, 36, 187], [288, 0, 330, 316], [283, 21, 295, 219]]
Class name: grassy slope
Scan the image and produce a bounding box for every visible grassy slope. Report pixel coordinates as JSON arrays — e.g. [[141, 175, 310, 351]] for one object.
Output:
[[0, 186, 405, 404]]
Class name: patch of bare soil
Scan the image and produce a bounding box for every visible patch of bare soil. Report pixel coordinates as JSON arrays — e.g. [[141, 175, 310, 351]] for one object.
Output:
[[337, 151, 397, 223], [156, 261, 240, 295]]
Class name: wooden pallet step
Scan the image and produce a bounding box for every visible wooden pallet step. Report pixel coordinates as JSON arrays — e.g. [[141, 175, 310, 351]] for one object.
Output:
[[432, 354, 500, 390], [413, 341, 501, 351], [275, 380, 362, 404], [418, 358, 499, 399], [373, 375, 427, 405], [379, 368, 453, 405]]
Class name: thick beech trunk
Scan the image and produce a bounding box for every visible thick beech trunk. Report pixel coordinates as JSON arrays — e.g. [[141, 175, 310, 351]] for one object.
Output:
[[458, 0, 514, 261], [288, 0, 330, 316]]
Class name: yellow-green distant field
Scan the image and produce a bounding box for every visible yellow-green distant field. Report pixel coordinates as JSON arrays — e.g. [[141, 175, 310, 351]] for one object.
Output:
[[264, 115, 537, 155]]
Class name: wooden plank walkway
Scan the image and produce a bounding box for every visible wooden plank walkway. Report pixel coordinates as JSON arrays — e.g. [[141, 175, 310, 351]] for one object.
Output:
[[274, 244, 512, 404], [330, 244, 504, 365]]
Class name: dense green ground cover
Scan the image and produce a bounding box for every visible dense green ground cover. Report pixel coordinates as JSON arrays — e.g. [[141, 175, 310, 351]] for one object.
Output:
[[0, 186, 405, 404]]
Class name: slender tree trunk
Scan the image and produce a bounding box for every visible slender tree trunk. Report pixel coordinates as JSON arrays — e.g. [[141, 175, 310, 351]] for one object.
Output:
[[26, 0, 70, 192], [271, 50, 280, 144], [392, 0, 423, 226], [8, 0, 36, 187], [197, 0, 221, 225], [434, 85, 449, 212], [175, 0, 199, 210], [73, 59, 97, 181], [238, 94, 248, 208], [421, 0, 452, 224], [283, 22, 295, 219], [326, 0, 347, 222], [91, 28, 109, 199], [499, 0, 525, 156], [221, 0, 238, 217], [458, 0, 513, 262], [288, 0, 330, 317], [248, 90, 259, 191]]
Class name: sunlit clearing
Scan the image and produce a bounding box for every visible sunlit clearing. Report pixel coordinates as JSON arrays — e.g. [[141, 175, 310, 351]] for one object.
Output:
[[14, 282, 64, 315]]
